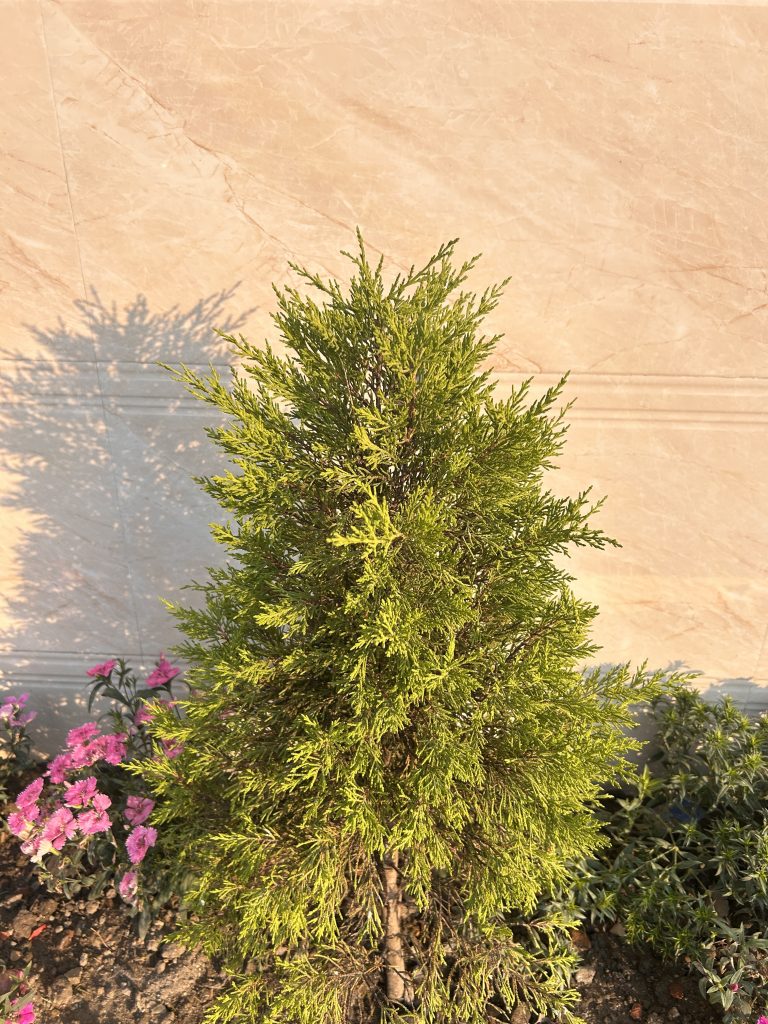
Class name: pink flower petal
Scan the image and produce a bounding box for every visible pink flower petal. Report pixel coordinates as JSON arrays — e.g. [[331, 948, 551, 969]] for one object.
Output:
[[85, 659, 117, 678]]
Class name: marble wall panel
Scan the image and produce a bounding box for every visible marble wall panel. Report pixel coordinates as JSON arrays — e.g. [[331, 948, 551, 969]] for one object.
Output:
[[98, 362, 230, 651], [0, 0, 766, 749], [35, 0, 768, 375], [0, 2, 87, 356], [0, 359, 233, 750], [495, 372, 768, 701], [0, 358, 140, 747]]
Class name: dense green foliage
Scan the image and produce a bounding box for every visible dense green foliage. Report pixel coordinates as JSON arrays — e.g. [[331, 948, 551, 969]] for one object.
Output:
[[557, 687, 768, 1023], [141, 235, 679, 1023]]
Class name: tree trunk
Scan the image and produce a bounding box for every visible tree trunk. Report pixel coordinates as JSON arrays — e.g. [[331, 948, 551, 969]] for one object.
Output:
[[381, 850, 414, 1005]]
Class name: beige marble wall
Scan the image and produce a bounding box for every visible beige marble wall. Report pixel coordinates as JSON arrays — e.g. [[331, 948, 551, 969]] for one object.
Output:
[[1, 0, 766, 749]]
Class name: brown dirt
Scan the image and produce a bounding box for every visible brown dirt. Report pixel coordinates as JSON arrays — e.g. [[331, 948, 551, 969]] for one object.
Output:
[[0, 827, 225, 1023], [569, 930, 722, 1024], [0, 825, 723, 1023]]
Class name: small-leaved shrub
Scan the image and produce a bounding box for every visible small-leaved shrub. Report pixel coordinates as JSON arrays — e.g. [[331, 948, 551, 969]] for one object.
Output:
[[555, 686, 768, 1023]]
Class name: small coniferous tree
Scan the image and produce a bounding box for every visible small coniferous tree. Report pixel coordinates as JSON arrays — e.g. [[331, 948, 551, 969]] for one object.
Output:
[[141, 235, 679, 1024]]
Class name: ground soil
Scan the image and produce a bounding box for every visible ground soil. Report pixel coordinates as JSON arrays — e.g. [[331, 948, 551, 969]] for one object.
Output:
[[0, 826, 224, 1023], [0, 824, 723, 1024], [566, 930, 721, 1024]]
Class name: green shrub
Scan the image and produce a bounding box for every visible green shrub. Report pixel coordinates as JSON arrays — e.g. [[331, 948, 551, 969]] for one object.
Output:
[[140, 234, 682, 1024], [556, 686, 768, 1022]]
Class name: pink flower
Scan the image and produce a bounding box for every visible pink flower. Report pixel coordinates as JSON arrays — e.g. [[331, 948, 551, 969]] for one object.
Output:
[[125, 796, 154, 826], [7, 810, 26, 835], [134, 704, 154, 726], [66, 722, 100, 747], [145, 655, 180, 689], [126, 825, 157, 864], [62, 733, 127, 772], [86, 659, 117, 678], [729, 982, 740, 992], [0, 694, 36, 729], [41, 806, 78, 851], [8, 811, 37, 838], [46, 752, 75, 783], [70, 783, 111, 837], [19, 834, 42, 860], [67, 745, 92, 771], [13, 1001, 36, 1024], [15, 778, 44, 811], [63, 776, 98, 808], [97, 733, 128, 765], [118, 870, 138, 903], [160, 738, 184, 759], [757, 1016, 768, 1024], [77, 808, 111, 835]]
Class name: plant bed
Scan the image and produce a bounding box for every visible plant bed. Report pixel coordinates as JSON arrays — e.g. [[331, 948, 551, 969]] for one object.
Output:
[[0, 816, 722, 1024], [0, 824, 225, 1023]]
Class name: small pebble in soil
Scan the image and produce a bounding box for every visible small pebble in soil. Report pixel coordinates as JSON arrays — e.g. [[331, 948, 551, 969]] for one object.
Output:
[[668, 979, 685, 1000], [575, 965, 596, 985], [12, 908, 39, 940], [570, 929, 592, 951], [50, 978, 74, 1007]]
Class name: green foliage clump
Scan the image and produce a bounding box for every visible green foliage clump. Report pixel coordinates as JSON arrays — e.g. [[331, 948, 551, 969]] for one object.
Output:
[[558, 686, 768, 1022], [141, 234, 681, 1024]]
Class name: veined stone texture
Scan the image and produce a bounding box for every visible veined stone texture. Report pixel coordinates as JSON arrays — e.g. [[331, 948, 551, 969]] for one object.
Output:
[[0, 0, 766, 750]]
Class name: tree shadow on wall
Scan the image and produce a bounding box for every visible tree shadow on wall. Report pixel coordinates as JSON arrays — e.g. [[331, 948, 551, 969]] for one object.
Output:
[[0, 286, 255, 748]]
